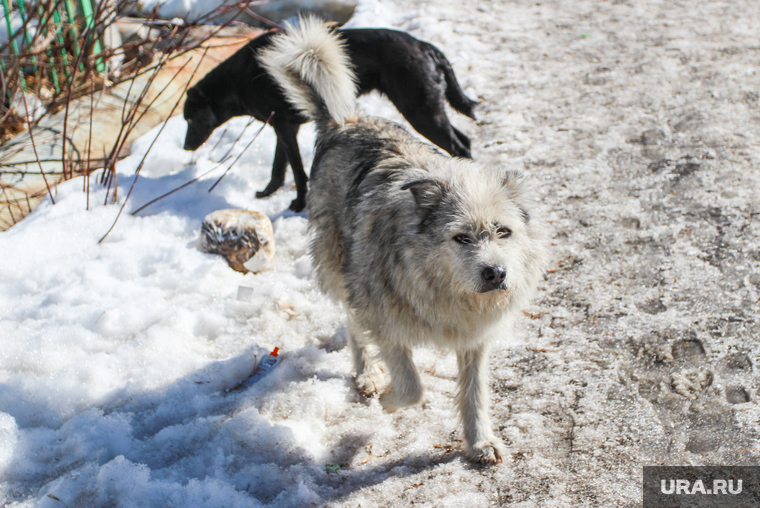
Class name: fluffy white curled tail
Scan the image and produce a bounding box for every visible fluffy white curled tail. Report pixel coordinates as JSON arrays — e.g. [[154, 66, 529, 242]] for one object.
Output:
[[258, 17, 358, 126]]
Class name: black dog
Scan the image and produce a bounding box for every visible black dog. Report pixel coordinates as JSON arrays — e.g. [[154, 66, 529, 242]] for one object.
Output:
[[183, 28, 477, 212]]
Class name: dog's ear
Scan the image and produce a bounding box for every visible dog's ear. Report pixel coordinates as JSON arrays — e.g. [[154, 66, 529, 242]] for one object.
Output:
[[401, 179, 446, 216], [501, 169, 526, 192], [500, 169, 530, 223], [187, 86, 206, 100]]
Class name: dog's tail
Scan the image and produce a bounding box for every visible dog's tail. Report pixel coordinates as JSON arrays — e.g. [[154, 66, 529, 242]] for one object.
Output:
[[258, 17, 358, 128], [429, 45, 478, 120]]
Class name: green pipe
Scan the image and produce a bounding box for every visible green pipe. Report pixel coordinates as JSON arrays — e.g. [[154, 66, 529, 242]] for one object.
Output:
[[52, 7, 71, 83], [79, 0, 104, 73], [14, 0, 34, 48], [1, 0, 21, 56], [15, 0, 41, 85], [63, 0, 83, 73], [39, 6, 61, 93], [1, 0, 27, 90]]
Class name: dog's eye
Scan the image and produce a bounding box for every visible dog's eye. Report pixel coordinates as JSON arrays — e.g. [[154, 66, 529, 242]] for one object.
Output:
[[496, 227, 512, 239], [453, 234, 472, 244]]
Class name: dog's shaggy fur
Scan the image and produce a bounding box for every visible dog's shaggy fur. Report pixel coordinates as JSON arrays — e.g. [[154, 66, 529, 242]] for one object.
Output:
[[260, 18, 548, 464], [183, 27, 477, 212]]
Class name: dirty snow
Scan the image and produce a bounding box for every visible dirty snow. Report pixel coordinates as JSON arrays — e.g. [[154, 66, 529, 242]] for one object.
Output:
[[2, 0, 760, 507]]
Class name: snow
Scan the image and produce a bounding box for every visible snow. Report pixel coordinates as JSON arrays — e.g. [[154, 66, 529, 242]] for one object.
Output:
[[2, 0, 760, 506]]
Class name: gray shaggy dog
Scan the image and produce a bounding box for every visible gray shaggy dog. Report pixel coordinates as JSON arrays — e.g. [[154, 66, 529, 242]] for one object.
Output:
[[260, 18, 548, 464]]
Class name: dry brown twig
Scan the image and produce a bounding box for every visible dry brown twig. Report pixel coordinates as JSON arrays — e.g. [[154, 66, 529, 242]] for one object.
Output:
[[98, 46, 210, 243], [20, 95, 56, 204]]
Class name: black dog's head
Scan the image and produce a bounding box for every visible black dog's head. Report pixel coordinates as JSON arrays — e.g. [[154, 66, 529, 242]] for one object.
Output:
[[183, 86, 219, 151]]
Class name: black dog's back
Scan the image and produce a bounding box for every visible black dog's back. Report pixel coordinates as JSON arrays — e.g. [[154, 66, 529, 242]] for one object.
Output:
[[183, 27, 477, 211], [341, 29, 476, 120], [339, 29, 476, 159]]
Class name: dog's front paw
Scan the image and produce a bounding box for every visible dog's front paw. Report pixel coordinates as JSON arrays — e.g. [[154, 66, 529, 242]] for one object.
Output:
[[466, 438, 508, 464], [256, 178, 285, 199], [378, 389, 401, 413], [289, 197, 306, 213], [378, 385, 424, 413], [354, 363, 386, 397]]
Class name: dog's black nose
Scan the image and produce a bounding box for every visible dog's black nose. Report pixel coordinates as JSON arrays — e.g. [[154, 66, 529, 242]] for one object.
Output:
[[482, 266, 506, 285], [183, 139, 201, 151]]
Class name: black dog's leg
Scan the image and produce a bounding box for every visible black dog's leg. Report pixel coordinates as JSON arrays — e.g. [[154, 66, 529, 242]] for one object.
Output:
[[406, 109, 472, 159], [272, 122, 308, 212], [386, 84, 472, 159], [453, 125, 471, 151], [256, 138, 288, 198]]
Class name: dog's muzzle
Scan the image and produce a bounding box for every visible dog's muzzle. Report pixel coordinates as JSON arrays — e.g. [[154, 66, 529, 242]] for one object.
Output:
[[183, 136, 203, 151], [479, 265, 507, 293]]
